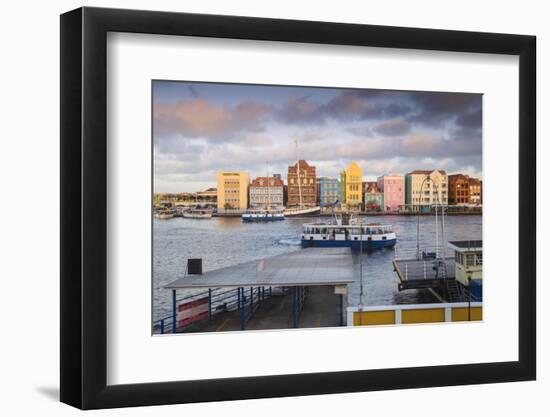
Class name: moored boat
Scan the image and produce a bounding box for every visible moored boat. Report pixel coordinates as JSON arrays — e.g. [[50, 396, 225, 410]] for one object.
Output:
[[242, 208, 285, 222], [183, 208, 213, 219], [154, 208, 175, 220], [301, 213, 396, 250], [283, 206, 321, 216]]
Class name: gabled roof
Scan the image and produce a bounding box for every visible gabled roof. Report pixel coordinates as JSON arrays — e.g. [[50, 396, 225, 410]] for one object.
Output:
[[251, 177, 284, 187], [406, 169, 447, 176]]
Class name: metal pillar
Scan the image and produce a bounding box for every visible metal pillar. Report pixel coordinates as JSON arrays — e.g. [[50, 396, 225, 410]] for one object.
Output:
[[238, 287, 245, 330], [292, 287, 298, 328], [171, 289, 177, 334], [208, 288, 212, 320], [250, 287, 254, 319], [339, 294, 344, 326], [468, 277, 472, 321]]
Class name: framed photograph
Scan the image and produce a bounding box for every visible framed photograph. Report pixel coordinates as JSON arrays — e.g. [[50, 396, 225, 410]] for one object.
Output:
[[60, 7, 536, 409]]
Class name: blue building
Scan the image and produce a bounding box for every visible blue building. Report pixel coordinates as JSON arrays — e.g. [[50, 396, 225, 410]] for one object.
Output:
[[318, 177, 341, 207]]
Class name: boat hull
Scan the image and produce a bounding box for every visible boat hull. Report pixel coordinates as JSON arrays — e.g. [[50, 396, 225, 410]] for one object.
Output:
[[183, 214, 212, 219], [283, 206, 320, 216], [301, 238, 396, 250], [242, 215, 285, 222]]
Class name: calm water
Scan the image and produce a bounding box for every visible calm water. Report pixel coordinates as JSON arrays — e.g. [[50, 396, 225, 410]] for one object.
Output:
[[153, 215, 482, 322]]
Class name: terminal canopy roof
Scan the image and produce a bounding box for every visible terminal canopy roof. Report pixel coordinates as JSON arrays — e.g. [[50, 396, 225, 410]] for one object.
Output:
[[165, 247, 356, 289]]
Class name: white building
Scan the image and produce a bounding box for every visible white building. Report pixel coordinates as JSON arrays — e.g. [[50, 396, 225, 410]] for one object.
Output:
[[249, 177, 284, 208]]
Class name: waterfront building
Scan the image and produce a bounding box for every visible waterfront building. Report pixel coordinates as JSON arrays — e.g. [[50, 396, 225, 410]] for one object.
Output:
[[342, 161, 363, 209], [364, 182, 384, 211], [318, 177, 341, 207], [448, 174, 470, 205], [448, 174, 482, 206], [405, 170, 448, 209], [249, 176, 284, 208], [469, 178, 482, 205], [377, 174, 404, 212], [287, 160, 317, 207], [216, 171, 249, 210]]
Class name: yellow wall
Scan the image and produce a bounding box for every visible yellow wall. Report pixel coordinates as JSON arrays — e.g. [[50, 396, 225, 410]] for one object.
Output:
[[216, 171, 249, 210], [401, 308, 445, 324], [354, 310, 395, 326], [345, 162, 362, 206], [451, 307, 482, 322], [351, 305, 483, 326]]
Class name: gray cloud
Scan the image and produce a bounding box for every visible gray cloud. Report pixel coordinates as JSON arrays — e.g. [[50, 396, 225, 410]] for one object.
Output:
[[373, 118, 411, 136]]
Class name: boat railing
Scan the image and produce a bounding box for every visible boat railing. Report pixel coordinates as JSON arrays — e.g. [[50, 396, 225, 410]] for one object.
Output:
[[394, 244, 447, 261]]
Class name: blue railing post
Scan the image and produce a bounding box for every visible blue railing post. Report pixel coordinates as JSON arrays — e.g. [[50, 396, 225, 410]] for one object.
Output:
[[160, 319, 165, 334], [208, 288, 212, 320], [172, 289, 177, 333]]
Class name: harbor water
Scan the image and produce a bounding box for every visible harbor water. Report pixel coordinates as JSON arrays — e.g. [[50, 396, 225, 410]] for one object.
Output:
[[153, 215, 482, 322]]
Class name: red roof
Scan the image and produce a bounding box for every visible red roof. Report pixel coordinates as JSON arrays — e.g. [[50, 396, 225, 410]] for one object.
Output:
[[251, 177, 284, 187]]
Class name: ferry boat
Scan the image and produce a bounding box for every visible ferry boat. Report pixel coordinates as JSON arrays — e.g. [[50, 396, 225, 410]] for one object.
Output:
[[154, 208, 175, 220], [301, 213, 396, 250], [242, 208, 285, 222], [183, 208, 213, 219]]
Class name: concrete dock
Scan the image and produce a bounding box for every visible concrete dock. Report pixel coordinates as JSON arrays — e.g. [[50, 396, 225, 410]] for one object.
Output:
[[177, 285, 341, 333], [161, 248, 355, 333]]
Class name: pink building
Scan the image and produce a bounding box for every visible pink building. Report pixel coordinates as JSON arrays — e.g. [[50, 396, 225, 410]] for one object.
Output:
[[377, 174, 405, 212]]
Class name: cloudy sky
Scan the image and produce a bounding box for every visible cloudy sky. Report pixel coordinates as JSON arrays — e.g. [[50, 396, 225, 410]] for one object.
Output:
[[153, 81, 482, 193]]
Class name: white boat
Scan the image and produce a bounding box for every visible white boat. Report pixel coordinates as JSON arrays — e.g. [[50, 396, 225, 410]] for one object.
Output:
[[154, 209, 175, 220], [301, 213, 396, 250], [183, 209, 213, 219], [283, 206, 321, 216], [242, 208, 285, 222]]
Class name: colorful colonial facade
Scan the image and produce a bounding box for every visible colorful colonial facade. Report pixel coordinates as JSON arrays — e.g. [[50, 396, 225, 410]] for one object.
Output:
[[469, 178, 482, 205], [287, 160, 317, 207], [364, 181, 384, 211], [448, 174, 482, 206], [342, 161, 363, 209], [318, 177, 341, 206], [216, 171, 249, 210], [249, 177, 284, 208], [405, 170, 448, 208], [377, 174, 404, 212], [448, 174, 470, 205]]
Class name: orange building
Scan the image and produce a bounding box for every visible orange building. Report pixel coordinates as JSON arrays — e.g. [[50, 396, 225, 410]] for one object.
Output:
[[448, 174, 470, 205], [448, 174, 482, 205]]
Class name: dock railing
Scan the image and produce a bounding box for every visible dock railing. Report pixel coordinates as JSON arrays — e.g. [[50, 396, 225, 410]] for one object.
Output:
[[153, 286, 276, 334], [393, 245, 453, 282]]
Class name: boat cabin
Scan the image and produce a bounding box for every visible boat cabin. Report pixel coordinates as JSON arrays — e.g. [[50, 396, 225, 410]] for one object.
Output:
[[448, 240, 483, 299]]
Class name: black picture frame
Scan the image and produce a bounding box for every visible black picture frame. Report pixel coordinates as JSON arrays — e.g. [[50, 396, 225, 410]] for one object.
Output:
[[60, 6, 536, 410]]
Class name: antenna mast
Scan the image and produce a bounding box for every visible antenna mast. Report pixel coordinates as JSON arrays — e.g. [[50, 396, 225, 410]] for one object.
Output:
[[294, 139, 303, 208]]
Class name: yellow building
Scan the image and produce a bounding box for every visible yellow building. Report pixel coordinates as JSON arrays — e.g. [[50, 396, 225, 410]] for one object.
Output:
[[216, 171, 249, 210], [405, 169, 448, 208], [344, 162, 363, 208]]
